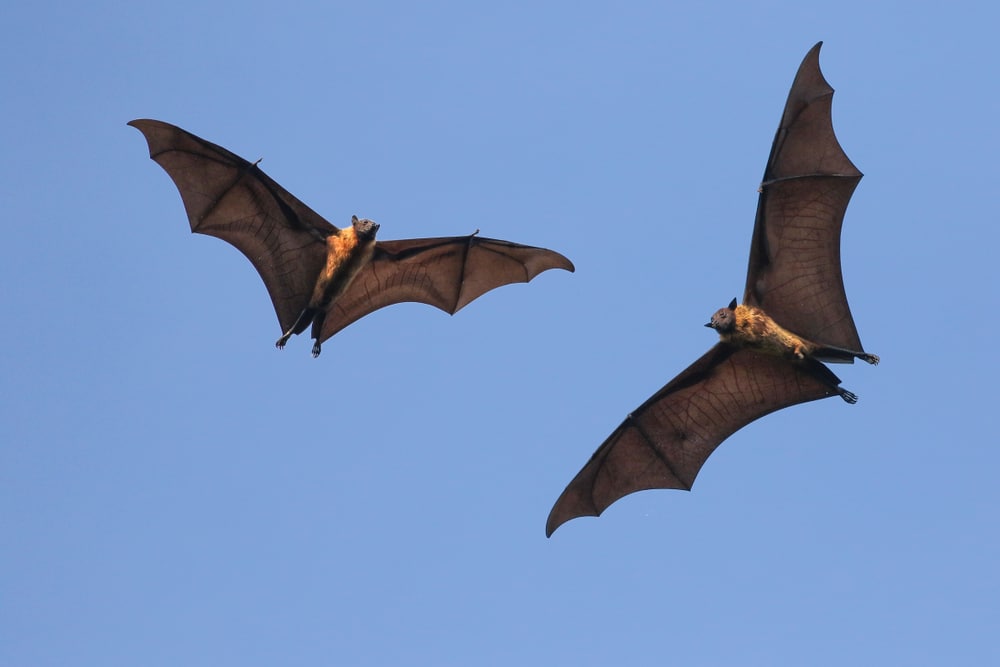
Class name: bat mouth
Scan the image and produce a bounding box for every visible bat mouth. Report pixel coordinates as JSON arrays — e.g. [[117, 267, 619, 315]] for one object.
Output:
[[704, 322, 715, 329]]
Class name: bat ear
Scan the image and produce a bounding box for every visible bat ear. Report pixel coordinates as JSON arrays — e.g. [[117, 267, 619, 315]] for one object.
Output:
[[728, 297, 738, 310], [351, 215, 359, 224]]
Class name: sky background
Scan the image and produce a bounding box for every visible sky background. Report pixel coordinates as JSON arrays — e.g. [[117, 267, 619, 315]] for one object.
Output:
[[3, 2, 998, 665]]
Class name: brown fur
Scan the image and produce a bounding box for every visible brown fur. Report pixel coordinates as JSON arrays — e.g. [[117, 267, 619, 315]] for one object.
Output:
[[719, 304, 818, 360], [310, 225, 377, 308]]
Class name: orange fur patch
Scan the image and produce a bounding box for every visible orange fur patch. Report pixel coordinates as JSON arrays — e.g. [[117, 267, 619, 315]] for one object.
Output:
[[310, 226, 376, 307], [720, 304, 817, 359]]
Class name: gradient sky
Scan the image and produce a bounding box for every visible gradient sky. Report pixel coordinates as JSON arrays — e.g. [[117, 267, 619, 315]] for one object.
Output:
[[3, 2, 998, 665]]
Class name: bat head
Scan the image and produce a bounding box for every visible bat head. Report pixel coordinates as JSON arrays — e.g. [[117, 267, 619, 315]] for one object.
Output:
[[350, 215, 380, 240], [705, 298, 739, 333]]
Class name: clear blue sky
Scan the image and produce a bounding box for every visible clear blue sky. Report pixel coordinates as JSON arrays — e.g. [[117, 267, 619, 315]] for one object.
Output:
[[3, 2, 998, 665]]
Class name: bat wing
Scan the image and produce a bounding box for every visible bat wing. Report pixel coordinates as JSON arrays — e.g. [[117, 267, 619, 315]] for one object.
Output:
[[129, 119, 335, 334], [319, 235, 575, 341], [546, 345, 842, 536], [743, 42, 867, 355]]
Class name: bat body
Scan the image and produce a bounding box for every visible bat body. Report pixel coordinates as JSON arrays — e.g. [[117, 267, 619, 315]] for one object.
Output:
[[707, 299, 878, 377], [275, 215, 379, 353], [546, 42, 878, 537], [129, 119, 574, 356]]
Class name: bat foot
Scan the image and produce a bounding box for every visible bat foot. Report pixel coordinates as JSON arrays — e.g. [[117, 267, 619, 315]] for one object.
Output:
[[838, 388, 858, 404], [859, 353, 879, 365], [275, 334, 291, 350], [311, 342, 322, 358]]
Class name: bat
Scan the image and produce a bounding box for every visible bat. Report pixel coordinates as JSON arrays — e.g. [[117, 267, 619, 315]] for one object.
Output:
[[546, 42, 879, 537], [129, 119, 574, 357]]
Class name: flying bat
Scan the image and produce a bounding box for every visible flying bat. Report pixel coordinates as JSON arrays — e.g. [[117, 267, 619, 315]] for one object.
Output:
[[129, 119, 574, 357], [546, 42, 879, 537]]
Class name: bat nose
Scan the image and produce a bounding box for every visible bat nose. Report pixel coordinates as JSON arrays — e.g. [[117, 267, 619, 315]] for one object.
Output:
[[704, 322, 714, 328]]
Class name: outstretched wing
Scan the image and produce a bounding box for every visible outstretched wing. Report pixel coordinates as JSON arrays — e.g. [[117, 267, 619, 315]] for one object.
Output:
[[546, 346, 841, 536], [319, 235, 575, 341], [743, 42, 866, 355], [129, 119, 335, 333]]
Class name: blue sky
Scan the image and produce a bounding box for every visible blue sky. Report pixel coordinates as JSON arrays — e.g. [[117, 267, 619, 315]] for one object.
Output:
[[3, 2, 998, 665]]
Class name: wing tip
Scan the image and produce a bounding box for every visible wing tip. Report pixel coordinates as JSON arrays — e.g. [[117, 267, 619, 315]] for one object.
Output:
[[128, 118, 172, 157], [545, 475, 603, 537], [796, 41, 831, 90], [127, 118, 152, 144], [127, 118, 161, 134], [545, 504, 599, 538], [530, 249, 576, 279], [803, 41, 823, 66], [544, 254, 575, 277]]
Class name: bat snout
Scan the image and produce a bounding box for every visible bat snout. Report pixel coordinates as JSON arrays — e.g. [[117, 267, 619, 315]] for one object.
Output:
[[352, 217, 380, 239]]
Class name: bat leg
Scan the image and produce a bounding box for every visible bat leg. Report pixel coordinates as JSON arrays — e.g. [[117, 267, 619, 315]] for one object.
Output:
[[275, 308, 318, 350], [813, 344, 880, 366], [804, 358, 861, 404], [309, 310, 327, 358]]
